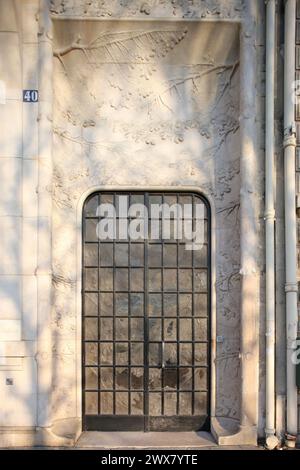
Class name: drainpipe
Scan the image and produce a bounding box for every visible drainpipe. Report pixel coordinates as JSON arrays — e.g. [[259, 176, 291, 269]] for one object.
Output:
[[284, 0, 298, 448], [265, 0, 280, 450]]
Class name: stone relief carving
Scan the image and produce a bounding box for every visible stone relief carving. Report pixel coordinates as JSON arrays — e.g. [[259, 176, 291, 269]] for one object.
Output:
[[52, 19, 242, 421], [216, 354, 240, 418], [52, 23, 240, 174], [50, 0, 245, 19]]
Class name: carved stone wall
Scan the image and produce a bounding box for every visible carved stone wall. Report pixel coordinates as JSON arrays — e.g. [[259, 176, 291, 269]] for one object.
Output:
[[50, 0, 244, 19], [52, 16, 243, 423], [0, 0, 289, 446]]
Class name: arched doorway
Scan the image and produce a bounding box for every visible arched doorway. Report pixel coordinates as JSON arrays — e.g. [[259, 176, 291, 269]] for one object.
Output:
[[82, 191, 210, 431]]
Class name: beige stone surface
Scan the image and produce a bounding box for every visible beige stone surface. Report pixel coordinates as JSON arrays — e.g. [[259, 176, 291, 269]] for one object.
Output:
[[50, 0, 244, 19], [51, 16, 243, 426], [0, 0, 284, 445], [22, 217, 38, 275], [22, 0, 39, 44], [0, 102, 22, 158], [0, 277, 22, 321], [0, 158, 22, 215], [0, 357, 37, 427], [0, 217, 21, 275], [0, 319, 21, 341], [22, 275, 37, 341], [0, 33, 21, 98], [76, 431, 216, 449], [22, 159, 38, 217], [0, 0, 18, 31]]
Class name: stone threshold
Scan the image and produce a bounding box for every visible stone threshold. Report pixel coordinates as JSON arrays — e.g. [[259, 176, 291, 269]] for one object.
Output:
[[75, 431, 220, 449]]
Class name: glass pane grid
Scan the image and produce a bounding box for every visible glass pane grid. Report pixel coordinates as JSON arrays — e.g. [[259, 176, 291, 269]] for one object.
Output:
[[83, 192, 209, 426]]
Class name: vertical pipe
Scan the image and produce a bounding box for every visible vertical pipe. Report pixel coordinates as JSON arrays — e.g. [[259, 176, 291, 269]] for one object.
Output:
[[265, 0, 278, 449], [37, 0, 53, 429], [284, 0, 298, 444]]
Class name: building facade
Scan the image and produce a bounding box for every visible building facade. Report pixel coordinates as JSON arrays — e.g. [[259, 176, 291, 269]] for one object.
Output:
[[0, 0, 299, 447]]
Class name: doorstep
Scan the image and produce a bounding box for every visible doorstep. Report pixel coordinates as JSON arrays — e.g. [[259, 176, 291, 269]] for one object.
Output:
[[75, 431, 218, 449]]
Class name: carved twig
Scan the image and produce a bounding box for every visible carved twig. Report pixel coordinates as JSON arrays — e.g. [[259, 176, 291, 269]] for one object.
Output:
[[145, 62, 239, 114], [217, 203, 240, 217], [52, 273, 76, 287], [216, 270, 240, 292], [213, 60, 239, 109], [53, 29, 188, 63], [165, 62, 239, 94]]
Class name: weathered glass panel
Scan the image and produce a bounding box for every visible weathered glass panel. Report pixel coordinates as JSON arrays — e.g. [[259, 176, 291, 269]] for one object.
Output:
[[85, 367, 98, 390], [115, 243, 129, 266], [179, 318, 192, 341], [149, 343, 160, 367], [85, 343, 98, 366], [115, 392, 128, 415], [179, 368, 193, 390], [163, 368, 177, 391], [99, 268, 113, 291], [130, 318, 144, 341], [179, 269, 192, 291], [115, 367, 129, 390], [85, 318, 98, 341], [84, 293, 98, 316], [100, 367, 113, 390], [163, 244, 177, 267], [131, 343, 144, 366], [99, 343, 113, 365], [115, 268, 128, 291], [130, 244, 144, 266], [194, 392, 207, 414], [163, 269, 177, 291], [100, 392, 113, 414], [85, 219, 98, 242], [149, 368, 161, 390], [115, 342, 128, 365], [194, 269, 207, 292], [149, 269, 162, 291], [85, 195, 98, 217], [149, 294, 162, 317], [84, 243, 98, 266], [178, 245, 192, 267], [164, 318, 177, 341], [100, 244, 113, 267], [131, 368, 144, 390], [149, 393, 161, 416], [100, 318, 113, 340], [115, 318, 128, 340], [194, 368, 207, 390], [148, 244, 162, 267], [164, 393, 177, 416], [149, 318, 162, 341], [179, 294, 192, 317], [194, 318, 207, 341], [130, 293, 144, 316], [131, 392, 143, 415], [179, 392, 192, 415], [115, 293, 128, 316], [130, 268, 144, 291], [85, 392, 98, 414], [164, 294, 177, 316], [85, 268, 98, 291]]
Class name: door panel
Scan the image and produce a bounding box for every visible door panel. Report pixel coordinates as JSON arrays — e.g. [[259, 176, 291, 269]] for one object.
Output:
[[82, 192, 210, 431]]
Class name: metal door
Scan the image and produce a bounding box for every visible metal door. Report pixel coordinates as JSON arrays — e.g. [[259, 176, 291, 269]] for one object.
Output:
[[82, 192, 210, 431]]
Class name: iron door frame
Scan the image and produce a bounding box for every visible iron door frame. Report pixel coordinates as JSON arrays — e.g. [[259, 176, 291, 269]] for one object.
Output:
[[82, 191, 211, 432]]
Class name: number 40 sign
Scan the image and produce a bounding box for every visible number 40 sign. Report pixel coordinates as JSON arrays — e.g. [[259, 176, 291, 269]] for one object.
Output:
[[23, 90, 39, 102]]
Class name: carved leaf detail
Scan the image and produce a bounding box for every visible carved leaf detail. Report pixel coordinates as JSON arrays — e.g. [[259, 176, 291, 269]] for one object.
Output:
[[54, 28, 188, 64]]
